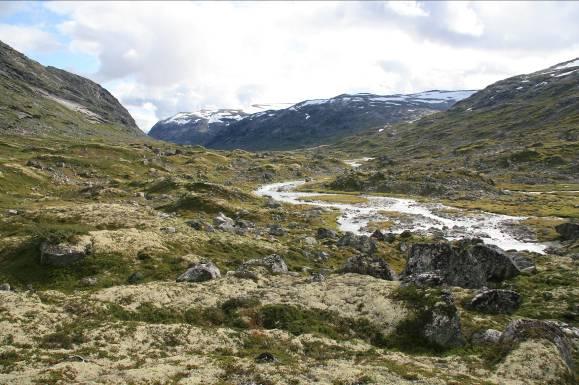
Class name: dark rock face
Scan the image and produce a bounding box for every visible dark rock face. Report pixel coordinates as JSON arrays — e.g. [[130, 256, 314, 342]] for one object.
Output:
[[402, 240, 522, 288], [467, 289, 522, 314], [556, 222, 579, 241], [340, 255, 397, 281], [40, 238, 92, 267], [500, 319, 576, 371], [240, 254, 288, 274], [423, 291, 465, 348], [177, 261, 221, 282], [317, 228, 337, 239], [337, 232, 377, 255]]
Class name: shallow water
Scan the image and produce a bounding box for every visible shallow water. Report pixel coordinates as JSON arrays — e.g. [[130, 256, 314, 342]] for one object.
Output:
[[255, 180, 547, 254]]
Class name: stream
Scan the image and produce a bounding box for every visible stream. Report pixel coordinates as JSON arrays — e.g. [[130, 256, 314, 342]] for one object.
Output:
[[255, 180, 548, 254]]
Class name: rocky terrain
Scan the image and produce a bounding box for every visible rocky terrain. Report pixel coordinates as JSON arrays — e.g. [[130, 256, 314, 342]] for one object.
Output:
[[0, 41, 577, 384], [150, 91, 475, 150]]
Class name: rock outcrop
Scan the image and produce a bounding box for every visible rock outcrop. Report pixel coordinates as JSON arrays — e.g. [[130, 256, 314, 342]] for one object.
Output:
[[177, 261, 221, 282], [556, 222, 579, 241], [337, 232, 377, 254], [423, 291, 465, 348], [239, 254, 288, 274], [40, 236, 92, 267], [340, 255, 397, 281], [466, 289, 522, 314]]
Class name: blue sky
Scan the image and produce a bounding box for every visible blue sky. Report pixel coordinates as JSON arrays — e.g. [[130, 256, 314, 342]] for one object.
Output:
[[1, 1, 578, 131]]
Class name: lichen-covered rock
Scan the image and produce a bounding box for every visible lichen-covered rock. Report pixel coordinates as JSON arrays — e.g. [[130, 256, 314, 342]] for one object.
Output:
[[467, 289, 522, 314], [127, 271, 144, 284], [555, 222, 579, 241], [471, 329, 502, 345], [337, 232, 377, 255], [0, 283, 10, 291], [268, 224, 287, 236], [423, 291, 465, 348], [240, 254, 288, 274], [213, 212, 235, 232], [402, 240, 522, 288], [500, 319, 576, 372], [401, 272, 445, 287], [177, 261, 221, 282], [340, 255, 397, 280], [40, 236, 92, 267], [317, 227, 337, 239]]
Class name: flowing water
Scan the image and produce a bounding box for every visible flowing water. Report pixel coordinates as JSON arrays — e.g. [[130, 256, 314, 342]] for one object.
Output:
[[255, 180, 548, 254]]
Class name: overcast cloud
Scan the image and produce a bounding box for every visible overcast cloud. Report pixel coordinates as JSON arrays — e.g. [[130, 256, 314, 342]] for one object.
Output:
[[1, 1, 578, 131]]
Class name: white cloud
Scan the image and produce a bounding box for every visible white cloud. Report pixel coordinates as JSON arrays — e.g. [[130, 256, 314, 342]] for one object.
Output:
[[35, 1, 579, 131], [0, 24, 61, 53]]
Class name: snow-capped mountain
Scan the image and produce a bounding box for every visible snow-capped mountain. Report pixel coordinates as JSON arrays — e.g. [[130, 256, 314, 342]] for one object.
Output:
[[149, 90, 476, 149]]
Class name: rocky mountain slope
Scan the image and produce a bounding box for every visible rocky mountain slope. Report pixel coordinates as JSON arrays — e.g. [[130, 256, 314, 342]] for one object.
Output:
[[327, 58, 579, 188], [149, 90, 475, 150], [0, 40, 142, 138]]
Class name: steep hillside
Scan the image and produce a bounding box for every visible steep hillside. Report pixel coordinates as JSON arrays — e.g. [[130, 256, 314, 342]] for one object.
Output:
[[329, 59, 579, 184], [150, 91, 475, 150], [0, 40, 142, 138]]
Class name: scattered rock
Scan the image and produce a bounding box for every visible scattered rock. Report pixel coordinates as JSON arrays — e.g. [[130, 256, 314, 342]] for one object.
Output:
[[240, 254, 288, 274], [214, 212, 235, 232], [423, 291, 465, 348], [402, 272, 445, 288], [185, 219, 203, 230], [337, 232, 377, 255], [340, 255, 397, 280], [255, 352, 277, 363], [6, 209, 18, 216], [310, 271, 327, 283], [500, 319, 576, 371], [467, 289, 522, 314], [471, 329, 502, 345], [265, 197, 281, 209], [370, 229, 386, 241], [80, 277, 98, 286], [303, 236, 317, 246], [40, 237, 92, 267], [317, 227, 337, 239], [555, 222, 579, 241], [268, 224, 287, 236], [161, 226, 176, 234], [177, 261, 221, 282], [0, 283, 10, 291], [127, 272, 144, 284]]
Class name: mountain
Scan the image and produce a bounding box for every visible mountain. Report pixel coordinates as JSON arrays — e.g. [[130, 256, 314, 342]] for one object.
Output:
[[329, 58, 579, 185], [149, 90, 475, 150], [0, 40, 142, 138]]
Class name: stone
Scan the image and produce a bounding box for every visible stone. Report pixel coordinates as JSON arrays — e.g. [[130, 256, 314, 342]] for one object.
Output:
[[177, 261, 221, 282], [235, 219, 255, 229], [265, 197, 281, 209], [555, 222, 579, 241], [316, 227, 337, 239], [402, 241, 522, 289], [423, 291, 465, 348], [401, 272, 445, 288], [127, 272, 144, 284], [255, 352, 277, 363], [80, 277, 98, 286], [240, 254, 288, 274], [0, 283, 10, 291], [310, 271, 326, 283], [161, 226, 176, 233], [337, 232, 377, 255], [6, 209, 18, 216], [303, 236, 317, 246], [214, 212, 235, 232], [268, 224, 287, 236], [40, 237, 92, 267], [383, 232, 396, 243], [370, 229, 386, 241], [500, 319, 575, 371], [467, 289, 522, 314], [185, 219, 203, 230], [340, 255, 397, 280], [471, 329, 502, 345]]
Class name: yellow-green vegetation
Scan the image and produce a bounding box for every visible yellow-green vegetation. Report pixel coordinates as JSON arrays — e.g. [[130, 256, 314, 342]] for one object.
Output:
[[300, 194, 369, 205]]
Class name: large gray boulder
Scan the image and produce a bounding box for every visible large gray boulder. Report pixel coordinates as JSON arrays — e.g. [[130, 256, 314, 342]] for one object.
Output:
[[317, 227, 337, 239], [177, 261, 221, 282], [402, 240, 522, 288], [555, 222, 579, 241], [213, 212, 235, 232], [337, 232, 377, 255], [40, 236, 92, 267], [240, 254, 288, 274], [423, 291, 465, 348], [340, 255, 397, 280], [466, 289, 522, 314]]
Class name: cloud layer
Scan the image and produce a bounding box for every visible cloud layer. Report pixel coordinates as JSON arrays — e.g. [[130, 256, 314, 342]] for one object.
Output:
[[2, 1, 578, 131]]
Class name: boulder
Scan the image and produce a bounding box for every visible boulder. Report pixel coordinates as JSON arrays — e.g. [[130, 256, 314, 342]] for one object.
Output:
[[80, 277, 98, 286], [127, 272, 144, 284], [240, 254, 288, 274], [340, 255, 397, 280], [40, 237, 92, 267], [337, 232, 377, 255], [268, 224, 287, 236], [316, 228, 337, 239], [555, 222, 579, 241], [6, 209, 18, 216], [500, 319, 576, 371], [423, 291, 465, 348], [0, 283, 10, 291], [185, 219, 204, 230], [265, 197, 281, 209], [370, 229, 386, 241], [214, 212, 235, 232], [255, 352, 277, 363], [402, 241, 522, 289], [302, 236, 317, 246], [401, 272, 445, 288], [177, 261, 221, 282], [471, 329, 502, 345], [467, 289, 522, 314]]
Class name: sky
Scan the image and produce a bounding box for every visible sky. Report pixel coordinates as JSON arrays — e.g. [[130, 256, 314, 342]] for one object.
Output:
[[0, 1, 578, 132]]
